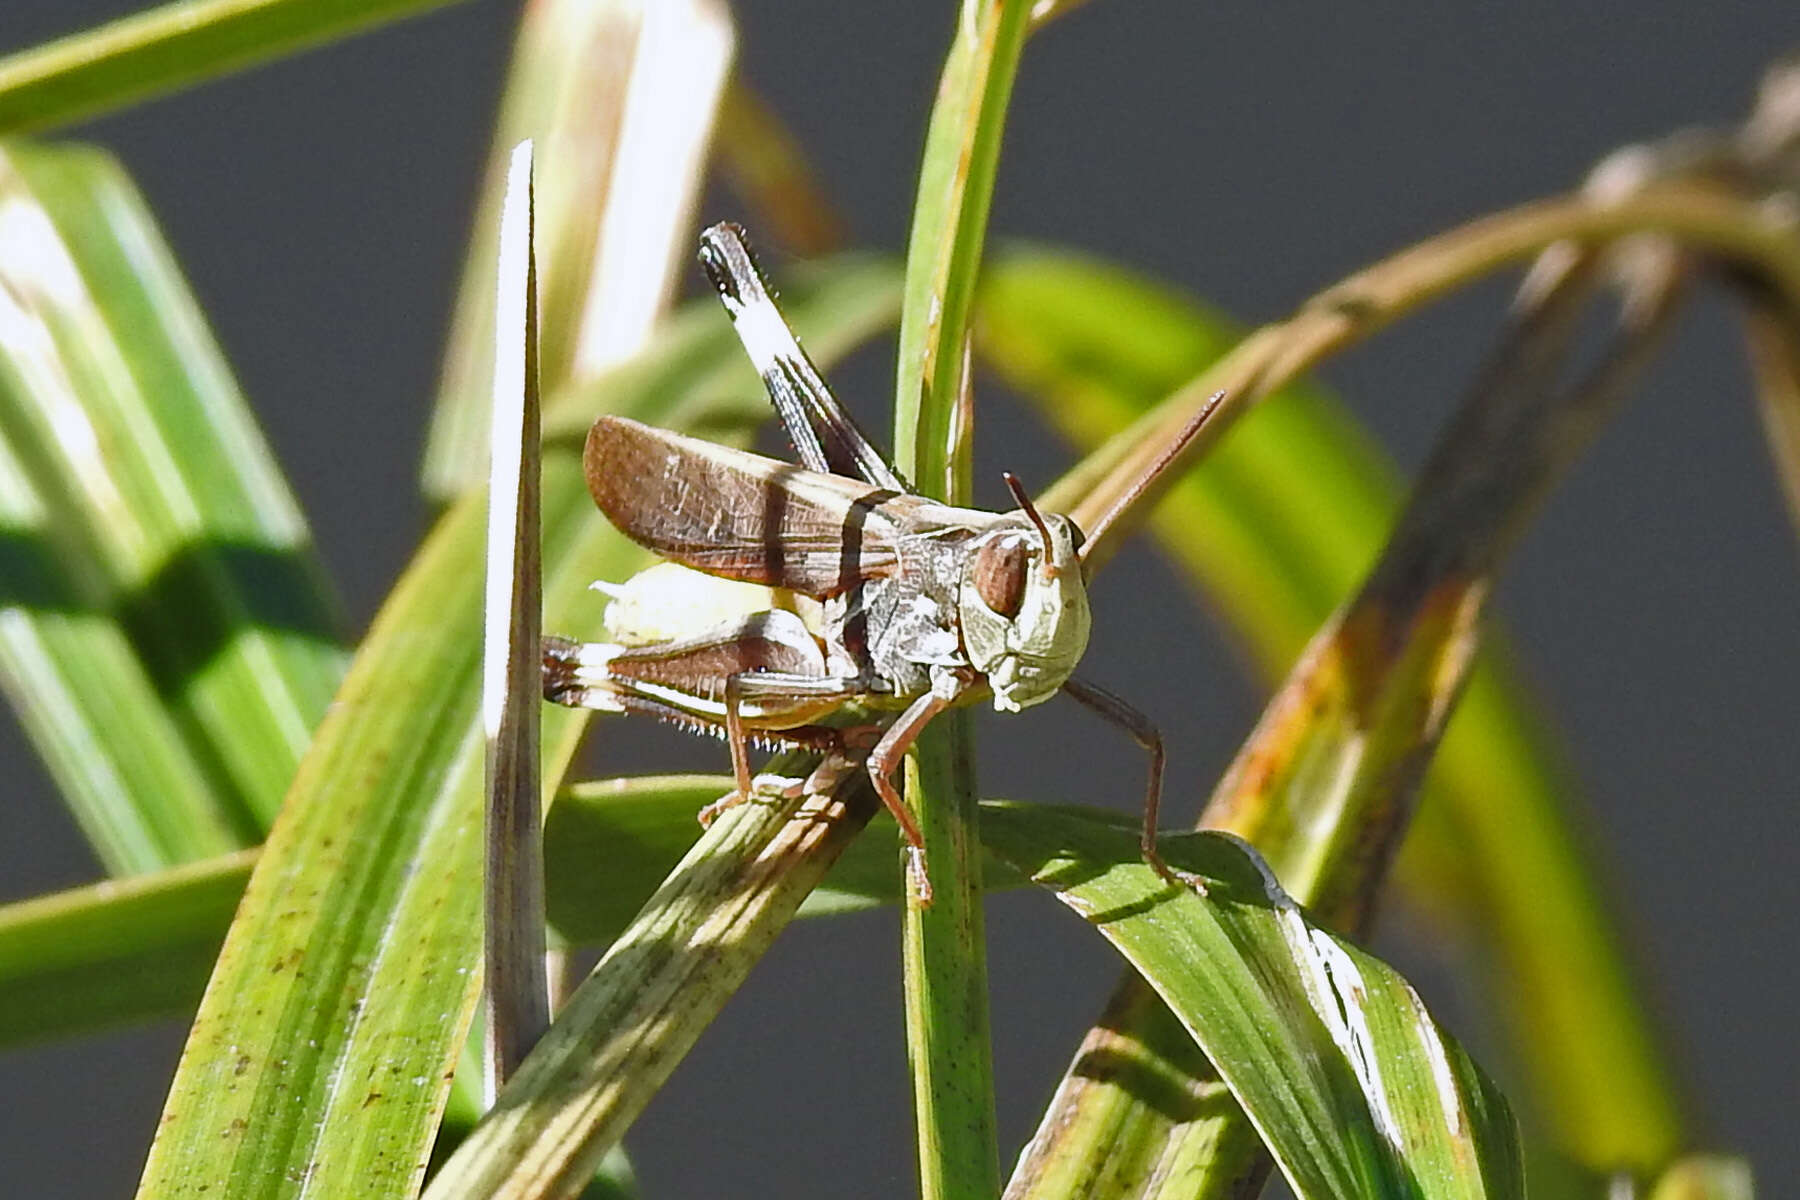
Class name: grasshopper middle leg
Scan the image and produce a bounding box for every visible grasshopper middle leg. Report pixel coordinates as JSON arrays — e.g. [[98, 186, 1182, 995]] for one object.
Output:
[[864, 673, 979, 908]]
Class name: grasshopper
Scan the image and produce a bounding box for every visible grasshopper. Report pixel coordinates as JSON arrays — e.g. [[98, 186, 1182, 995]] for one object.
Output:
[[544, 223, 1222, 904]]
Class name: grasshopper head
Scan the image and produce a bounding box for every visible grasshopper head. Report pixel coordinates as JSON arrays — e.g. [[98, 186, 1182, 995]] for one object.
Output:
[[957, 487, 1091, 713]]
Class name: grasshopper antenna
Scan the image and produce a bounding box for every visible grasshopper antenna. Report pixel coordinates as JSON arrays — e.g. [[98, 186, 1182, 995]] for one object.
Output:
[[1001, 471, 1058, 581], [1076, 390, 1228, 573]]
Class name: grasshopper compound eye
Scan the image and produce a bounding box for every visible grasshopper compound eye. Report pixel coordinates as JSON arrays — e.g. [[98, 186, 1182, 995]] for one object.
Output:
[[971, 533, 1030, 619]]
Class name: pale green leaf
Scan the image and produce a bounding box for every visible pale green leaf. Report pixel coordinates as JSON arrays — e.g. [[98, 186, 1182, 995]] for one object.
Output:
[[0, 140, 346, 855], [425, 0, 733, 499]]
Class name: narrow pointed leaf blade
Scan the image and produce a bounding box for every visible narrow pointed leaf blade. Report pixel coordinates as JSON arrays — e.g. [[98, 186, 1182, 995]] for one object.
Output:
[[482, 140, 549, 1089], [888, 6, 1036, 1193], [979, 803, 1524, 1200], [0, 850, 254, 1046]]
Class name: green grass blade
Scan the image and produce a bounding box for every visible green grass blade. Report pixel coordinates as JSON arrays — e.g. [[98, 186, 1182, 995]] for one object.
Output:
[[890, 5, 1034, 1194], [0, 849, 253, 1046], [0, 0, 469, 135], [425, 0, 733, 499], [895, 720, 995, 1194], [0, 429, 242, 872], [0, 771, 1019, 1051], [978, 246, 1684, 1173], [0, 141, 346, 844], [980, 803, 1524, 1200], [132, 257, 897, 1198], [892, 0, 1029, 490], [133, 468, 604, 1200]]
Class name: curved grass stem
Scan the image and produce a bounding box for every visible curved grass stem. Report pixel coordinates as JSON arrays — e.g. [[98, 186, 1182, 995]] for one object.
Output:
[[1051, 182, 1800, 562]]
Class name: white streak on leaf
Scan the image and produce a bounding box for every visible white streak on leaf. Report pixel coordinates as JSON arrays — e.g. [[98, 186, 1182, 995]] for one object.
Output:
[[481, 140, 535, 740], [1409, 992, 1469, 1141], [0, 195, 85, 306], [1237, 825, 1411, 1168], [1302, 932, 1407, 1160]]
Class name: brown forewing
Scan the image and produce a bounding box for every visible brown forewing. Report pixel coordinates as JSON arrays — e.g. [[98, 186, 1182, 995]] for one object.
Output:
[[584, 416, 986, 598]]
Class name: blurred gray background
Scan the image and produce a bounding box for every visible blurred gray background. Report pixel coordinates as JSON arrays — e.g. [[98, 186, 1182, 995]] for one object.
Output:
[[3, 2, 1796, 1195]]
